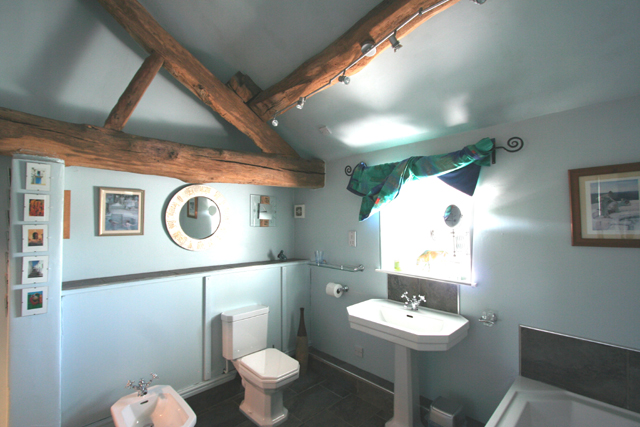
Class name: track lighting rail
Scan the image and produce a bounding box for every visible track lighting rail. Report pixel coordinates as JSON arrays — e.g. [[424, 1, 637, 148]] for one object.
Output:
[[271, 0, 460, 126]]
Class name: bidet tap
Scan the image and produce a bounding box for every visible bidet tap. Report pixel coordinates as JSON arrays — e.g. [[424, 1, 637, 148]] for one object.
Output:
[[126, 373, 158, 397], [400, 292, 426, 311]]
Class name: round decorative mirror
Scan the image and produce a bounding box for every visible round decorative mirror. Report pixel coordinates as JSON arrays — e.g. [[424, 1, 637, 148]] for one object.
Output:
[[165, 185, 230, 251], [443, 204, 462, 228]]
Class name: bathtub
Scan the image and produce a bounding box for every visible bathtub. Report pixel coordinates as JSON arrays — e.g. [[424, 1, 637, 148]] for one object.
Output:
[[485, 376, 640, 427]]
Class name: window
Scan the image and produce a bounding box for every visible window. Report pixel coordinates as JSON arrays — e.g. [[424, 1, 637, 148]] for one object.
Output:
[[379, 176, 473, 284]]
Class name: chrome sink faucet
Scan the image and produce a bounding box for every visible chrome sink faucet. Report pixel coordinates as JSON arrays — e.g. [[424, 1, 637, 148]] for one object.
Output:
[[401, 292, 426, 311], [126, 373, 158, 397]]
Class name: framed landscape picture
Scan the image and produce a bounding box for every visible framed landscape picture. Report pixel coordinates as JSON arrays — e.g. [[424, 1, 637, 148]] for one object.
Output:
[[22, 224, 48, 253], [569, 162, 640, 247], [22, 256, 48, 284], [24, 194, 49, 222], [25, 162, 51, 191], [21, 286, 48, 316], [98, 187, 145, 236]]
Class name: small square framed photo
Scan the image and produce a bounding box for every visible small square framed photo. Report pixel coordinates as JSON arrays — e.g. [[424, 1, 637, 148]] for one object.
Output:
[[21, 286, 48, 316], [25, 162, 51, 191], [24, 194, 50, 222], [294, 204, 305, 219], [98, 187, 145, 236], [22, 256, 48, 284], [22, 224, 48, 253]]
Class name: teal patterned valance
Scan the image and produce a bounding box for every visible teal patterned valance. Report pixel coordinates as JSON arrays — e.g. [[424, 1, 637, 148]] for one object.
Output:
[[347, 138, 494, 221]]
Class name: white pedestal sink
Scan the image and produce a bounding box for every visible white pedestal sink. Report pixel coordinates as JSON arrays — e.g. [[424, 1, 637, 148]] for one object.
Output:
[[347, 299, 469, 427]]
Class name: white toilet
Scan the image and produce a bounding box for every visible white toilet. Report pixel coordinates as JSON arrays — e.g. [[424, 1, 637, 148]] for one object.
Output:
[[221, 305, 300, 427]]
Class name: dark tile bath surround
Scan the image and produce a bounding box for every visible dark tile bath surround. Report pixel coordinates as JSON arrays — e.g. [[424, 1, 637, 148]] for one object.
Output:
[[520, 326, 640, 414]]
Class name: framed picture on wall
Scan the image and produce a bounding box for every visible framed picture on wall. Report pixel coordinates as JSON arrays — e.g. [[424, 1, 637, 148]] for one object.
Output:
[[22, 256, 48, 284], [25, 162, 51, 191], [21, 286, 48, 316], [24, 194, 50, 222], [22, 224, 48, 253], [98, 187, 145, 236], [187, 197, 198, 219], [294, 204, 305, 219], [569, 162, 640, 247]]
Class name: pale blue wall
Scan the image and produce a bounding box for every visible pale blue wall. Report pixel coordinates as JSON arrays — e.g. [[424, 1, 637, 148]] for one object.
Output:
[[294, 94, 640, 423], [63, 167, 296, 281], [61, 262, 310, 427]]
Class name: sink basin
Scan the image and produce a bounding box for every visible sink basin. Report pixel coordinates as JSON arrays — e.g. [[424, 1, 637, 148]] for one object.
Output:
[[347, 299, 469, 351], [347, 299, 470, 427], [111, 385, 196, 427]]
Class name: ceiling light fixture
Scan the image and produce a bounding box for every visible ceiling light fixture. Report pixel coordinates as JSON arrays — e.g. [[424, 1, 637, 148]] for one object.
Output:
[[361, 40, 377, 57], [269, 0, 457, 127], [389, 32, 403, 52]]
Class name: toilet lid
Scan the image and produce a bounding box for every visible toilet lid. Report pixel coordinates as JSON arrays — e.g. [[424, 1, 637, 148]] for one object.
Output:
[[239, 348, 299, 380]]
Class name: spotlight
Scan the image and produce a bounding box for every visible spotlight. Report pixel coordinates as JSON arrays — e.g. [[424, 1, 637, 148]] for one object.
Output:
[[296, 97, 306, 110], [338, 75, 350, 85], [389, 33, 403, 52], [271, 117, 278, 127]]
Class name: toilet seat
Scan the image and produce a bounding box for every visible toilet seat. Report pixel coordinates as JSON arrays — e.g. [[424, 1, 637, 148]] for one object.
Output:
[[238, 348, 299, 390]]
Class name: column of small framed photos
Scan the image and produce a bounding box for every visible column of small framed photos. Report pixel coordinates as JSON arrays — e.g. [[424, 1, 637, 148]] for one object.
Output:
[[20, 162, 51, 316]]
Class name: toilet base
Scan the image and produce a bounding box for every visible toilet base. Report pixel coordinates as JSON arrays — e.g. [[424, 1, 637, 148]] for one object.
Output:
[[239, 379, 290, 427]]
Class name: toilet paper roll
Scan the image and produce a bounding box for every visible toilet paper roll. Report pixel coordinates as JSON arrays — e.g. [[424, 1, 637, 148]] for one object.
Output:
[[326, 282, 345, 298]]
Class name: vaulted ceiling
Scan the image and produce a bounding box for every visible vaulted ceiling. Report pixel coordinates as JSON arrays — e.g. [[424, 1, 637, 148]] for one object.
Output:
[[1, 0, 640, 172]]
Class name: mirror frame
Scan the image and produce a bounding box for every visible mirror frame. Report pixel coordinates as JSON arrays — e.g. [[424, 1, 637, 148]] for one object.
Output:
[[165, 185, 230, 251]]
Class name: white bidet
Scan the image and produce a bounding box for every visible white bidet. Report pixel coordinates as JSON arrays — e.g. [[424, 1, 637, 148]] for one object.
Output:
[[111, 385, 196, 427]]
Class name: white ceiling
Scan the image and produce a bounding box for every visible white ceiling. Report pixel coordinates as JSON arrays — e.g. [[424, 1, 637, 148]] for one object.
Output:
[[2, 0, 640, 162]]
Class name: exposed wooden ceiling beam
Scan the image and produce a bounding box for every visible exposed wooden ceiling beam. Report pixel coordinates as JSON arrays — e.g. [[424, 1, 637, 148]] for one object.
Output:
[[98, 0, 299, 157], [104, 52, 164, 130], [0, 107, 324, 188], [248, 0, 460, 121]]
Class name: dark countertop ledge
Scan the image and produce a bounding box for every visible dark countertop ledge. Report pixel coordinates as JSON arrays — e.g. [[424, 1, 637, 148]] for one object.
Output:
[[62, 259, 309, 291]]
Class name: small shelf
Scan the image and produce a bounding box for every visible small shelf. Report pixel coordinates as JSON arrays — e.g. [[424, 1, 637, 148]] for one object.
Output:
[[309, 262, 364, 273]]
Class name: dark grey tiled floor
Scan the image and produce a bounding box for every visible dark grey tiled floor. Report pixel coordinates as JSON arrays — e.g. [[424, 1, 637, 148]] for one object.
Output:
[[186, 368, 393, 427]]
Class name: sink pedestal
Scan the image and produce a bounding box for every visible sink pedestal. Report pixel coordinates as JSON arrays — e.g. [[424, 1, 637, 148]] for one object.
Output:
[[386, 344, 421, 427]]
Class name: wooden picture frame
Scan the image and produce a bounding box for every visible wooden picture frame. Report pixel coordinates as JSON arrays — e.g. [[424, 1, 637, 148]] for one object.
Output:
[[569, 162, 640, 247], [24, 194, 49, 222], [98, 187, 145, 236], [21, 286, 48, 316], [22, 224, 48, 253], [22, 256, 48, 284]]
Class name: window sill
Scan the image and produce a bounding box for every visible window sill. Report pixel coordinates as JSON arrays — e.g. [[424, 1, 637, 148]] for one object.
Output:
[[375, 269, 477, 287]]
